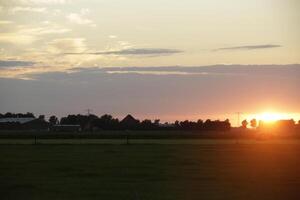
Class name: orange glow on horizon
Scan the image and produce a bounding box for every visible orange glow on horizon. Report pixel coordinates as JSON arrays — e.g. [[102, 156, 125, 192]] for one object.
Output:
[[245, 112, 300, 124], [257, 112, 288, 122]]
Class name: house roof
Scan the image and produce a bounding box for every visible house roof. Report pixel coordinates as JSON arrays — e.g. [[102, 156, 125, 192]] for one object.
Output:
[[121, 114, 138, 123], [0, 118, 36, 124]]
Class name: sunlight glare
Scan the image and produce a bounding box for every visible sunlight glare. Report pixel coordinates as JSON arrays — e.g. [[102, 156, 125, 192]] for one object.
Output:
[[257, 112, 288, 122]]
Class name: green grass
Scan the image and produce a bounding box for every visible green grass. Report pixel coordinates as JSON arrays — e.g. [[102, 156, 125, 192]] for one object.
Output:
[[0, 143, 300, 200], [1, 138, 300, 145]]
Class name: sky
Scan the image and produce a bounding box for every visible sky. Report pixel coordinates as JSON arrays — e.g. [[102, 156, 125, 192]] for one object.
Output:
[[0, 0, 299, 125]]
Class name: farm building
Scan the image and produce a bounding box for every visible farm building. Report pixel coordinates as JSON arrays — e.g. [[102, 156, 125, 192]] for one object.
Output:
[[0, 117, 49, 130], [121, 114, 140, 129]]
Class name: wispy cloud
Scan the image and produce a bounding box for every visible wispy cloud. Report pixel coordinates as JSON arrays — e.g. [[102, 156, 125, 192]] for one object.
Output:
[[0, 20, 14, 25], [19, 0, 70, 4], [105, 70, 207, 76], [69, 67, 202, 76], [66, 8, 96, 27], [2, 64, 300, 80], [214, 44, 282, 51], [47, 38, 87, 53], [65, 48, 183, 56], [10, 6, 47, 13], [0, 25, 71, 44], [0, 60, 36, 67], [65, 64, 300, 80], [108, 35, 117, 39]]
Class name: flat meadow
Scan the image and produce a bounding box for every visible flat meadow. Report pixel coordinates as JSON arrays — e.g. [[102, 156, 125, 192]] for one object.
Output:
[[0, 136, 300, 200]]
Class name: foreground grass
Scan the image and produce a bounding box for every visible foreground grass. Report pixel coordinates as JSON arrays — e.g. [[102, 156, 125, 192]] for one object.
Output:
[[0, 143, 300, 200]]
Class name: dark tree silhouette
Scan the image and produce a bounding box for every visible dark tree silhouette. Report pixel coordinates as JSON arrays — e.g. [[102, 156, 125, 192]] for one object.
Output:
[[250, 119, 257, 129], [0, 112, 35, 118], [1, 112, 232, 132], [154, 119, 160, 126], [38, 115, 45, 121], [140, 119, 156, 130], [49, 115, 59, 126], [93, 114, 119, 130], [60, 114, 98, 131], [241, 119, 248, 129]]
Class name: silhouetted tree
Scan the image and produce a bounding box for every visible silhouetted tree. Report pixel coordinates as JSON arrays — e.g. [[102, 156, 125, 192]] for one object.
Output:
[[241, 119, 248, 129], [93, 114, 119, 130], [197, 119, 204, 126], [1, 112, 234, 132], [140, 119, 155, 130], [24, 112, 35, 118], [0, 112, 35, 118], [38, 115, 45, 121], [49, 115, 59, 126], [4, 112, 13, 118], [250, 119, 257, 129], [174, 120, 180, 128], [154, 119, 160, 126], [60, 114, 98, 130]]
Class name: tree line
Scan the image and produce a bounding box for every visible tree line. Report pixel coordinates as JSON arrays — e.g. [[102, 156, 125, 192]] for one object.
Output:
[[2, 112, 298, 132], [59, 114, 231, 131], [0, 112, 35, 118], [0, 112, 231, 131]]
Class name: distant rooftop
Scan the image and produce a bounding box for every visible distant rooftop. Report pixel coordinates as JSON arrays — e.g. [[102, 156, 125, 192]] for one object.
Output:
[[121, 114, 138, 123]]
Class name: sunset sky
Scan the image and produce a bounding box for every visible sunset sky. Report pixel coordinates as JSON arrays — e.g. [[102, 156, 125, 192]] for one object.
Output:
[[0, 0, 299, 125]]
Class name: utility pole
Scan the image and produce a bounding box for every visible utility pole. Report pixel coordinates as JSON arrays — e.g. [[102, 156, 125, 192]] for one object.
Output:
[[86, 108, 93, 116], [236, 112, 242, 127]]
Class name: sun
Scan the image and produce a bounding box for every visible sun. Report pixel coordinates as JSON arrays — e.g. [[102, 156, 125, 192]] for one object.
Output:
[[245, 111, 300, 126], [257, 112, 287, 122]]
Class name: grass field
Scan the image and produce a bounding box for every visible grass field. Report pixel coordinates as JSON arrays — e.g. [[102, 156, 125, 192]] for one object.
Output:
[[0, 142, 300, 200]]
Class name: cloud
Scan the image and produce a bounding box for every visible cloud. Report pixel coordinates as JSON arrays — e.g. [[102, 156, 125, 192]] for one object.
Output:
[[10, 6, 47, 13], [65, 48, 183, 56], [108, 35, 117, 39], [214, 44, 282, 51], [1, 63, 300, 80], [0, 25, 71, 44], [69, 64, 300, 78], [69, 67, 205, 76], [105, 70, 206, 76], [23, 27, 70, 35], [66, 8, 96, 27], [0, 0, 70, 7], [67, 13, 93, 25], [19, 0, 69, 4], [47, 38, 87, 54], [0, 33, 36, 45], [0, 60, 36, 67], [0, 20, 14, 25]]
